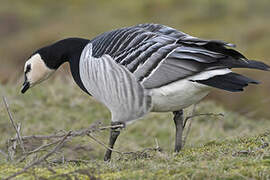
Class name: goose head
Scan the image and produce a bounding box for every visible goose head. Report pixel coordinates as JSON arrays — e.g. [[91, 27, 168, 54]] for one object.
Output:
[[21, 53, 55, 93]]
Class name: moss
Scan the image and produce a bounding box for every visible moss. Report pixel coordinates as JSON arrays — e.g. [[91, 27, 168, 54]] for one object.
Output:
[[1, 132, 269, 179]]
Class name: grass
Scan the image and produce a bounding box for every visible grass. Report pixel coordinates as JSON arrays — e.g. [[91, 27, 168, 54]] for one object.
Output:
[[0, 79, 270, 179], [1, 0, 270, 118], [1, 1, 270, 179]]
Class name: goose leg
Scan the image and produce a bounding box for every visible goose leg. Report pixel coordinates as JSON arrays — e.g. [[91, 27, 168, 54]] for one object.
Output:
[[104, 122, 123, 161], [173, 110, 184, 152]]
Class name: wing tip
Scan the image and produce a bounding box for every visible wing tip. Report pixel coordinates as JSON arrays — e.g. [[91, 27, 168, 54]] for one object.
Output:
[[238, 59, 270, 71]]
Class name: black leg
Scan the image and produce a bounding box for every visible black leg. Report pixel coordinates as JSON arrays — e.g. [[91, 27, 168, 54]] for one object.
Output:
[[173, 110, 184, 152], [104, 122, 123, 161]]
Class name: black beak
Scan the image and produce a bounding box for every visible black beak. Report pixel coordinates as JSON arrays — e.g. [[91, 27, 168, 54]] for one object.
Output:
[[21, 81, 30, 94]]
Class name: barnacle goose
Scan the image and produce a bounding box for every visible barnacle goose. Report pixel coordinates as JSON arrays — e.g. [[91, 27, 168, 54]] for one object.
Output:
[[21, 24, 270, 161]]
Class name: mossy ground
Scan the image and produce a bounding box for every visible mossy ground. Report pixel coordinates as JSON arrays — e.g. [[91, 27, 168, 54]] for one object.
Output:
[[0, 79, 270, 179], [1, 1, 270, 179], [1, 133, 270, 179]]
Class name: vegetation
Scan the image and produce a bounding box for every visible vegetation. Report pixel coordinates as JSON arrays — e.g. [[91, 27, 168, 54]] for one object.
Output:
[[1, 133, 270, 179], [0, 79, 270, 179], [1, 1, 270, 179], [1, 0, 270, 117]]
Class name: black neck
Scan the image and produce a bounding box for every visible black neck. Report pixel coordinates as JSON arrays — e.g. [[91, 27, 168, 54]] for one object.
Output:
[[36, 38, 90, 94], [36, 38, 90, 69]]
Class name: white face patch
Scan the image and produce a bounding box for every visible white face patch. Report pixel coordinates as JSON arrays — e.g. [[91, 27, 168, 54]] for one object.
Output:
[[24, 54, 55, 87]]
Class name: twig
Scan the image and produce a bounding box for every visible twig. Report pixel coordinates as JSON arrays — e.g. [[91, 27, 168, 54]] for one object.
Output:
[[26, 140, 61, 155], [182, 104, 197, 147], [2, 96, 25, 153], [4, 131, 72, 180], [10, 134, 66, 141], [10, 124, 125, 142], [7, 139, 16, 161], [99, 124, 124, 130], [87, 133, 124, 154], [7, 124, 23, 161], [50, 158, 91, 164], [183, 112, 224, 128], [7, 123, 123, 162], [182, 105, 224, 147], [88, 133, 161, 159], [18, 139, 62, 163], [155, 138, 159, 149], [182, 118, 193, 148]]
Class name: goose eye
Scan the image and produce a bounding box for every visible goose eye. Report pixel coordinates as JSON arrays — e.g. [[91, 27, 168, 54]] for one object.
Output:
[[25, 64, 31, 73]]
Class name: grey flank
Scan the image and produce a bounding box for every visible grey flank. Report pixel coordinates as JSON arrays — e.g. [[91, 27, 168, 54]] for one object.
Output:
[[79, 43, 152, 123]]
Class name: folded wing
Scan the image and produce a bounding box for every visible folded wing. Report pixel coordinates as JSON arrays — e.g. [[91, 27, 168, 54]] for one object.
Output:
[[89, 23, 269, 91]]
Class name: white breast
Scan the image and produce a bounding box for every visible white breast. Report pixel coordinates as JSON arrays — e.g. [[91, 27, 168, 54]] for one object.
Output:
[[149, 79, 211, 112]]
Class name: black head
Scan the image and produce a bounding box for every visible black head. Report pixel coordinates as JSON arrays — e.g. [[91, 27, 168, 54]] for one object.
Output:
[[21, 38, 90, 93]]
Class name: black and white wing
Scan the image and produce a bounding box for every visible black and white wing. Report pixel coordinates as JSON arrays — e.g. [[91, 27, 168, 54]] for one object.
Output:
[[90, 23, 269, 91]]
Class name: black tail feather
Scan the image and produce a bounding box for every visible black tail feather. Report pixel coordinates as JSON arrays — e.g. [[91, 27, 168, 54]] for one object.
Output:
[[217, 59, 270, 71], [205, 42, 270, 71], [242, 59, 270, 71], [195, 72, 260, 92]]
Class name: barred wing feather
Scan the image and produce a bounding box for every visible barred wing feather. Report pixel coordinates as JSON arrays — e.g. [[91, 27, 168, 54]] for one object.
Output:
[[89, 23, 269, 90]]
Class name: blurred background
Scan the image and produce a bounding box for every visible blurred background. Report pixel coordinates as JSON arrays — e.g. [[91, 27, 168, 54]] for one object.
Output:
[[1, 0, 270, 118]]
